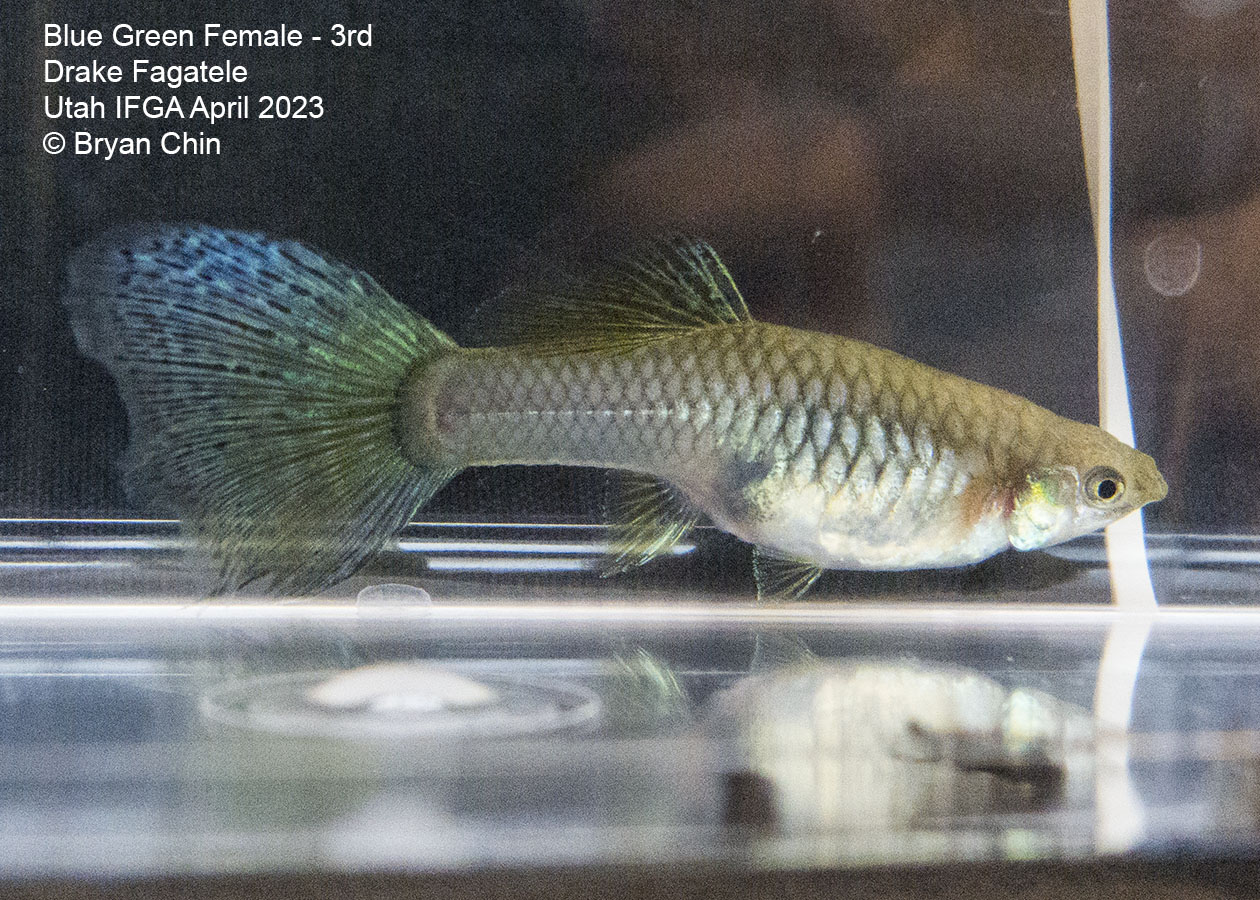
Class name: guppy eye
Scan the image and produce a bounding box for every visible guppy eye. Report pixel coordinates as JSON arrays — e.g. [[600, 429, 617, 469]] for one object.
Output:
[[1084, 466, 1125, 505]]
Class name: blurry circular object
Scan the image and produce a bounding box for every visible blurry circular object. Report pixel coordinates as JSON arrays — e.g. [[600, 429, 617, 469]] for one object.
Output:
[[306, 662, 498, 711], [201, 666, 601, 739], [1143, 232, 1202, 297], [356, 582, 432, 607]]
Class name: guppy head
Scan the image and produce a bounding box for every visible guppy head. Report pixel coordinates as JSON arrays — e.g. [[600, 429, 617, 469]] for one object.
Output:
[[1005, 429, 1168, 552]]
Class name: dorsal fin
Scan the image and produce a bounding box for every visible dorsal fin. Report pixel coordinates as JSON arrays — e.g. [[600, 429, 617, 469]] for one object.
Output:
[[490, 236, 752, 356]]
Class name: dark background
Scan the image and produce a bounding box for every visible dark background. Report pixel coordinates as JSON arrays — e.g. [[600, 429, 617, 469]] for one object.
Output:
[[4, 0, 1259, 528]]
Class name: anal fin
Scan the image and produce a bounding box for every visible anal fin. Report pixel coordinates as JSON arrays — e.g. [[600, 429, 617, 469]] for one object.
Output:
[[752, 547, 824, 602], [602, 473, 700, 575]]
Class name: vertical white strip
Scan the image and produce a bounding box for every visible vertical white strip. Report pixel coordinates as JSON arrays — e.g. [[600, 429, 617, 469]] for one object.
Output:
[[1091, 615, 1152, 851], [1068, 0, 1157, 611], [1069, 0, 1157, 853]]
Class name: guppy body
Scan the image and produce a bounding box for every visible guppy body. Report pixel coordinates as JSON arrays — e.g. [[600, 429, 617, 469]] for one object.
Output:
[[65, 226, 1166, 594], [406, 323, 1078, 571]]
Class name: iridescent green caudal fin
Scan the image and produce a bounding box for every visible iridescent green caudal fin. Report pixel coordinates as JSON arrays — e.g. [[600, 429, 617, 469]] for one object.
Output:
[[63, 224, 461, 594]]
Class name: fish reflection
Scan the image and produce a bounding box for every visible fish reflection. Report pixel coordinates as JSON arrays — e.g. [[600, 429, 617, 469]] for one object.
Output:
[[709, 658, 1093, 833]]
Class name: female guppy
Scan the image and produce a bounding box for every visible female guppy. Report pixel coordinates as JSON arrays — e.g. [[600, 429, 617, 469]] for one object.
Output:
[[63, 225, 1167, 596]]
